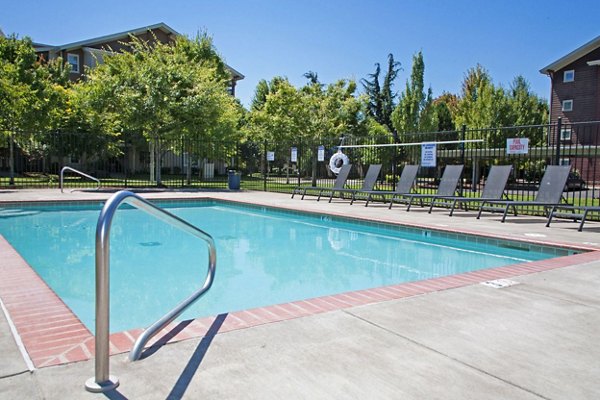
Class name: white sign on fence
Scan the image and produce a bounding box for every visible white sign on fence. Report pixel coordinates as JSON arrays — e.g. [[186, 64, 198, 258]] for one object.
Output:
[[506, 138, 529, 154], [291, 147, 297, 162], [317, 145, 325, 162], [267, 151, 275, 161], [421, 143, 437, 167]]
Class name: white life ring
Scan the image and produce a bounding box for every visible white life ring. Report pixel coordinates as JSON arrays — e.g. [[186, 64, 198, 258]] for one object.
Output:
[[329, 151, 350, 174]]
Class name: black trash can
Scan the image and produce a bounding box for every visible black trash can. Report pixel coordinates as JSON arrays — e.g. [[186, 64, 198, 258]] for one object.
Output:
[[227, 170, 241, 190]]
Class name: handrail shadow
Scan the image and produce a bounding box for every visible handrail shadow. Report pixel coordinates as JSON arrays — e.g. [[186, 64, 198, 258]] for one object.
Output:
[[100, 313, 227, 400], [166, 313, 228, 400]]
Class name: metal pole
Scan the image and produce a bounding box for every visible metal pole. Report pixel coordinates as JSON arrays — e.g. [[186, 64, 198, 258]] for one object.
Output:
[[85, 196, 120, 393], [85, 190, 217, 392]]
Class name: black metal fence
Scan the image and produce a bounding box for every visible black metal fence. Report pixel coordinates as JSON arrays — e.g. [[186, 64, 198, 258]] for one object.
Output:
[[2, 120, 599, 212]]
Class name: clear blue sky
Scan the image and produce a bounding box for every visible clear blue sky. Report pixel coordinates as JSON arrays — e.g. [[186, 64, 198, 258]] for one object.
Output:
[[2, 0, 599, 108]]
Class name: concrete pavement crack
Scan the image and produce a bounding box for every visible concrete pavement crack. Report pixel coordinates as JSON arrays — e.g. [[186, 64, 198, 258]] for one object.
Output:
[[342, 309, 554, 400]]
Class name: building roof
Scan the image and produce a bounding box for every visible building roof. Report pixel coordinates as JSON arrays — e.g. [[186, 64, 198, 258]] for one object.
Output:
[[32, 22, 244, 80], [540, 34, 600, 75], [0, 27, 4, 38], [32, 22, 178, 52]]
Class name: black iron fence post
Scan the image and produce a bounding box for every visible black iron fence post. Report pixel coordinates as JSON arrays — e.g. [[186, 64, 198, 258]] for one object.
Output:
[[297, 139, 301, 187], [460, 124, 466, 196], [555, 117, 562, 165], [263, 140, 267, 191], [392, 131, 398, 191]]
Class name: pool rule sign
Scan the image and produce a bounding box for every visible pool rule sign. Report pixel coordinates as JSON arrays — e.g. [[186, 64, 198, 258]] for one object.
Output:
[[421, 143, 436, 167], [291, 147, 297, 163], [506, 138, 529, 154]]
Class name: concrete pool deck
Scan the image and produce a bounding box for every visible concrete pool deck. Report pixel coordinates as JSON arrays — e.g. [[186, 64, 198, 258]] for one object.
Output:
[[0, 189, 599, 399]]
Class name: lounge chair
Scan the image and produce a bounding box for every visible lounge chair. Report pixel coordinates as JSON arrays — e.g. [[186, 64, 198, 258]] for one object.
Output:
[[546, 205, 600, 231], [291, 164, 352, 200], [326, 164, 382, 204], [428, 165, 513, 216], [477, 165, 571, 222], [389, 165, 464, 211], [355, 165, 420, 207]]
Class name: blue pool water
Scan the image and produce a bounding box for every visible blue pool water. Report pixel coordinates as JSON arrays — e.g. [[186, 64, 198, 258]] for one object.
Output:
[[0, 200, 569, 333]]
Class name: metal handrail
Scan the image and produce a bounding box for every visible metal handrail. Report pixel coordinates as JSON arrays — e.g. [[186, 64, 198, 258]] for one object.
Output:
[[60, 166, 101, 193], [85, 190, 217, 393]]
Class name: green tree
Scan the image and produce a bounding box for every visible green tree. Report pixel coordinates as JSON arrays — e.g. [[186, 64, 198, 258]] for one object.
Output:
[[381, 54, 401, 131], [454, 64, 510, 131], [0, 34, 70, 183], [362, 54, 401, 132], [245, 75, 367, 184], [508, 75, 548, 139], [391, 51, 436, 136], [83, 33, 241, 184], [433, 92, 457, 132], [361, 62, 383, 126]]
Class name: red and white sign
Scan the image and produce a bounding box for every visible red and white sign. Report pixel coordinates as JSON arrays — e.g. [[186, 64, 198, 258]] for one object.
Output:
[[506, 138, 529, 155]]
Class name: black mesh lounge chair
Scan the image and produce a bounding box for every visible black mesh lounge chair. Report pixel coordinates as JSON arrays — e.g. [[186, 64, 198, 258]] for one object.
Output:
[[546, 205, 600, 231], [428, 165, 513, 216], [326, 164, 382, 204], [357, 165, 419, 207], [291, 164, 352, 200], [477, 165, 571, 222], [389, 165, 464, 211]]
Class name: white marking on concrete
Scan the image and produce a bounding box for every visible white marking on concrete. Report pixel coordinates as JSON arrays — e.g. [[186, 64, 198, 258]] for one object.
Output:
[[0, 298, 36, 371], [481, 279, 520, 289], [524, 233, 547, 238]]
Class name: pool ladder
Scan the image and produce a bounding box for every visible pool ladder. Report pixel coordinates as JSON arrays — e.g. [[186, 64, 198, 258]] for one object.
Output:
[[60, 166, 101, 193], [85, 190, 217, 393]]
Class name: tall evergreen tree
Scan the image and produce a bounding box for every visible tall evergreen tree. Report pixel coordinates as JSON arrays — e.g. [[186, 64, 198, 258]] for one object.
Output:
[[361, 62, 383, 125], [303, 70, 321, 86], [361, 54, 401, 133], [381, 54, 401, 131], [391, 51, 436, 135]]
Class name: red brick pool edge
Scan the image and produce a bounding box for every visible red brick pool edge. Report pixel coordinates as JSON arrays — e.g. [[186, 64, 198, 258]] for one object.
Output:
[[1, 234, 598, 369]]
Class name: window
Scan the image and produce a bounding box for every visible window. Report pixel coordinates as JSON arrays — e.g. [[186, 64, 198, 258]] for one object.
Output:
[[563, 70, 574, 82], [559, 158, 571, 166], [562, 99, 573, 112], [67, 53, 79, 73], [560, 128, 572, 141]]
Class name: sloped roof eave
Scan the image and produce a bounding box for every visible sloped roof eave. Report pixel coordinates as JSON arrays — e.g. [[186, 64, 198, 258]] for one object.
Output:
[[540, 34, 600, 75], [58, 22, 178, 52]]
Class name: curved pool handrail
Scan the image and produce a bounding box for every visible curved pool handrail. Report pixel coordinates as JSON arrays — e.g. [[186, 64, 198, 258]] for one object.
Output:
[[60, 166, 101, 193], [85, 190, 217, 393]]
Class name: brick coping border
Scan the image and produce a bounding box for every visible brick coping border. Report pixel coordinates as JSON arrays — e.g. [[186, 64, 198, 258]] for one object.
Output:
[[2, 235, 599, 369]]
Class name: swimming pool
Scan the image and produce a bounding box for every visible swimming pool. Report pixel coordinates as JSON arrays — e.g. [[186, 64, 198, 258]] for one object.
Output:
[[0, 200, 574, 333]]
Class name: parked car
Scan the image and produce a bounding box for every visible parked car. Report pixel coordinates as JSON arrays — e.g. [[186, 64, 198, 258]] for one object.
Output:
[[565, 172, 586, 191]]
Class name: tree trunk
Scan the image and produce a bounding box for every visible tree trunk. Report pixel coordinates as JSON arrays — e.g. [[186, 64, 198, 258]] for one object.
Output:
[[9, 132, 15, 186], [311, 153, 317, 187], [149, 141, 155, 183], [155, 139, 162, 186], [186, 151, 192, 185]]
